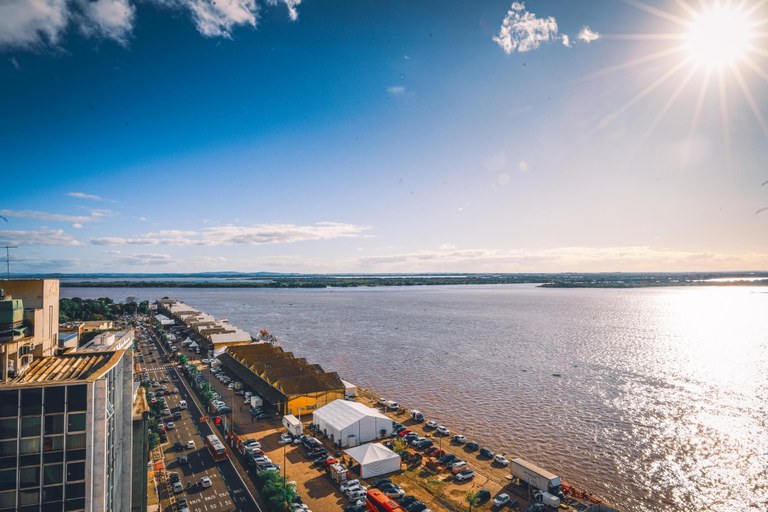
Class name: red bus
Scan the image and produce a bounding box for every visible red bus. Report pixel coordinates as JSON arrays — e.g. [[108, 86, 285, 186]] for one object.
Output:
[[205, 434, 228, 461], [366, 489, 405, 512]]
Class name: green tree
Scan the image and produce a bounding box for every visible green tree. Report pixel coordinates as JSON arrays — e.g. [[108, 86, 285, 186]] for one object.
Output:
[[465, 490, 480, 512]]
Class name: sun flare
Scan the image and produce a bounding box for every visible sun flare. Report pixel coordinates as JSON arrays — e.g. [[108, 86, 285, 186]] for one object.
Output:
[[685, 5, 752, 68]]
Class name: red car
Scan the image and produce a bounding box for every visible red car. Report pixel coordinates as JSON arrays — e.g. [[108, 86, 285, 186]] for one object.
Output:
[[397, 429, 412, 437], [425, 447, 445, 458]]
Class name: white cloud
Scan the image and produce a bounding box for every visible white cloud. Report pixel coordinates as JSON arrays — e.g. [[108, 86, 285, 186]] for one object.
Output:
[[90, 222, 372, 246], [68, 191, 104, 201], [0, 0, 69, 48], [493, 2, 558, 54], [76, 0, 134, 43], [115, 252, 176, 266], [266, 0, 300, 21], [518, 160, 529, 172], [387, 85, 406, 96], [0, 228, 82, 246], [0, 208, 113, 223], [72, 223, 83, 229], [9, 57, 20, 69], [578, 26, 600, 43], [561, 34, 570, 47], [0, 0, 302, 50]]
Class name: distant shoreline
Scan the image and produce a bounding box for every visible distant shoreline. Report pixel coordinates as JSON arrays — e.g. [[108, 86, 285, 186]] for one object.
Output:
[[52, 272, 768, 289]]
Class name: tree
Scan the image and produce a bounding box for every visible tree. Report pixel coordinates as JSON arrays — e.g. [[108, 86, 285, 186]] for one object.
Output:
[[465, 490, 480, 512], [392, 437, 408, 455]]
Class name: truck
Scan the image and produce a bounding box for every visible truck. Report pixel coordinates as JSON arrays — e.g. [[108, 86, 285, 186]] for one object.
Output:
[[250, 395, 263, 408], [534, 491, 561, 508], [282, 414, 303, 436], [410, 410, 425, 422], [509, 458, 562, 496], [327, 462, 348, 484]]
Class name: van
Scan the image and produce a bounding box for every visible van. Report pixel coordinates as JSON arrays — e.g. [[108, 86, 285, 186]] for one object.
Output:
[[179, 400, 188, 409]]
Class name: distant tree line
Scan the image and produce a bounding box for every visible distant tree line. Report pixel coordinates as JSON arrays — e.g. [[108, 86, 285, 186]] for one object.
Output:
[[59, 296, 150, 322]]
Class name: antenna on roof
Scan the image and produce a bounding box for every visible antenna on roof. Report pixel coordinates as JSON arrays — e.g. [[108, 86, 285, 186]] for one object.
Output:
[[2, 246, 17, 279]]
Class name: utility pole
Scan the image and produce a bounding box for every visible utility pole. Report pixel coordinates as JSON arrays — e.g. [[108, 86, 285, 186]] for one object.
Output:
[[2, 246, 17, 280]]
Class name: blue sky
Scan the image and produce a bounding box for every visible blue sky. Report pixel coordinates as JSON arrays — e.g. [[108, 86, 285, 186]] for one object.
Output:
[[1, 0, 767, 274]]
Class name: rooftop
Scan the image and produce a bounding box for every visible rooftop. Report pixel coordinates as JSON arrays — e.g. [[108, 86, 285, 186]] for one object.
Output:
[[6, 350, 126, 385]]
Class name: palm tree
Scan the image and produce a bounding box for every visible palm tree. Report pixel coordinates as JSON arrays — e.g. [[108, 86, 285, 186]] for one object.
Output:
[[465, 490, 480, 512]]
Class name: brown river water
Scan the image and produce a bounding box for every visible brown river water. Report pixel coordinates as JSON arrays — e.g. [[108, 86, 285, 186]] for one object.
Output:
[[64, 284, 768, 511]]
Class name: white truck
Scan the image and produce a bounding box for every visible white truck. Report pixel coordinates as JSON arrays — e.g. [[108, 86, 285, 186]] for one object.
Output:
[[534, 491, 561, 508], [410, 410, 425, 422], [250, 395, 263, 408], [509, 458, 562, 496], [282, 414, 303, 436]]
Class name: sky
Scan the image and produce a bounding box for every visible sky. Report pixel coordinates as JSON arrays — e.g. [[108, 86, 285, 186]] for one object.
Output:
[[1, 0, 767, 274]]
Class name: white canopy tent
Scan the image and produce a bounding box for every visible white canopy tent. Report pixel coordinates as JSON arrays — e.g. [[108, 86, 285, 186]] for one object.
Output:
[[181, 337, 194, 346], [312, 400, 394, 447], [344, 443, 400, 479], [341, 379, 357, 398], [188, 340, 199, 348]]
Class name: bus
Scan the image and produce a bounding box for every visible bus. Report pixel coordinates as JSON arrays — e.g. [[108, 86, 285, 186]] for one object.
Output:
[[366, 489, 405, 512], [205, 434, 228, 461]]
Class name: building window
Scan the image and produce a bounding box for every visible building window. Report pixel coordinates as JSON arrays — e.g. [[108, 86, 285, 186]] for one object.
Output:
[[0, 441, 15, 458], [19, 488, 39, 506], [0, 490, 15, 508], [66, 386, 87, 413], [43, 435, 64, 453], [21, 417, 41, 437], [0, 391, 17, 418], [0, 469, 16, 492], [66, 413, 85, 433], [0, 419, 16, 440], [64, 462, 84, 482], [44, 387, 65, 414], [20, 389, 42, 416], [19, 466, 40, 489], [65, 434, 85, 451], [43, 485, 63, 502], [64, 482, 84, 499], [64, 497, 84, 511], [19, 438, 40, 456], [44, 415, 65, 436], [43, 464, 63, 486]]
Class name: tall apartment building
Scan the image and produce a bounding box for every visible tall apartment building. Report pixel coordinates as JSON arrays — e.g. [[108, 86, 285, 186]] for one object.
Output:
[[0, 280, 134, 512]]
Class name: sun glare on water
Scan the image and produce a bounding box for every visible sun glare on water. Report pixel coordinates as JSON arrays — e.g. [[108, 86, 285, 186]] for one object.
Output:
[[685, 5, 751, 67]]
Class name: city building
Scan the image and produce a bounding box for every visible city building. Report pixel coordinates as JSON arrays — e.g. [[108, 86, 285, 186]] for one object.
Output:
[[0, 280, 135, 512], [219, 344, 346, 416]]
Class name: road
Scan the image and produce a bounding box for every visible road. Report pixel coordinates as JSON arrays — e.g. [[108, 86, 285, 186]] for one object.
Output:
[[138, 326, 260, 512]]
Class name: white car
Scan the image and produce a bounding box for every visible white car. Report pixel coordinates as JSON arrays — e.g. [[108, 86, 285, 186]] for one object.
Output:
[[493, 493, 512, 507], [347, 489, 368, 501], [166, 421, 175, 430], [493, 454, 510, 466], [339, 480, 360, 492], [186, 440, 195, 449], [279, 433, 293, 444], [452, 434, 467, 444], [425, 420, 438, 429], [436, 425, 450, 435], [199, 476, 212, 488]]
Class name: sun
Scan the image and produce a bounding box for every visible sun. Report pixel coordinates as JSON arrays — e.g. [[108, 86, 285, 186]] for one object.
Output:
[[685, 4, 752, 68]]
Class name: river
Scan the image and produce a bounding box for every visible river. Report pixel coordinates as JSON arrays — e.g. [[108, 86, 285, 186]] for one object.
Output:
[[62, 284, 768, 511]]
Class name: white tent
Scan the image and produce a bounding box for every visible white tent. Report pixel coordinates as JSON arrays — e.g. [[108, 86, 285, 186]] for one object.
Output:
[[313, 400, 394, 448], [188, 340, 199, 348], [181, 337, 194, 346], [344, 443, 400, 479]]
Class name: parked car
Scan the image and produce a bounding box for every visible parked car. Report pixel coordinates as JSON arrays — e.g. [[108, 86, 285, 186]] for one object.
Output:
[[279, 433, 293, 444], [169, 472, 180, 483], [476, 490, 491, 504], [398, 496, 417, 507], [178, 455, 188, 465], [344, 505, 366, 512], [493, 454, 510, 466], [174, 441, 184, 451], [413, 439, 433, 450], [166, 421, 175, 430], [397, 429, 413, 437], [438, 453, 457, 466], [451, 460, 468, 473], [174, 411, 183, 420], [465, 441, 479, 451], [493, 493, 516, 508], [425, 420, 438, 429], [406, 501, 429, 512], [379, 484, 405, 498], [452, 434, 467, 444], [173, 481, 184, 494], [479, 447, 494, 458], [199, 476, 212, 488], [347, 489, 368, 501], [404, 433, 419, 443], [371, 478, 392, 488], [436, 425, 450, 436], [425, 447, 444, 458], [340, 479, 361, 492], [186, 440, 195, 449], [455, 468, 475, 481]]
